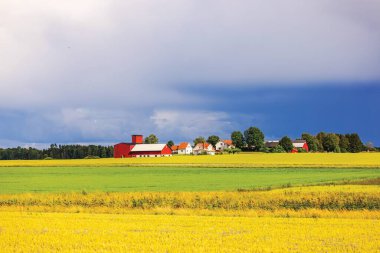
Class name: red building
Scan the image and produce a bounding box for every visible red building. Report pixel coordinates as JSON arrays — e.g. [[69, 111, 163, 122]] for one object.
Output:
[[114, 135, 172, 158], [291, 140, 309, 153]]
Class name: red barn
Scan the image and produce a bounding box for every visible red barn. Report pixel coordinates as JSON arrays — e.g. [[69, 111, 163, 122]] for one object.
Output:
[[114, 135, 172, 158], [292, 140, 309, 153]]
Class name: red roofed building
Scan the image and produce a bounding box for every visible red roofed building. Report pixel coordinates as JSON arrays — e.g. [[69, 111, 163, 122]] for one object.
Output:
[[177, 142, 193, 155], [114, 135, 172, 158], [193, 142, 215, 155], [171, 145, 179, 154], [215, 140, 235, 151]]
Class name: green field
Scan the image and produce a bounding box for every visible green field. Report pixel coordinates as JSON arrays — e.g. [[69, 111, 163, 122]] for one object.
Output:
[[1, 166, 379, 193]]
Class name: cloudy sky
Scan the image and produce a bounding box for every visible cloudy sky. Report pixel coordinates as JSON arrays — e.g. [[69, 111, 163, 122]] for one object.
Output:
[[0, 0, 379, 148]]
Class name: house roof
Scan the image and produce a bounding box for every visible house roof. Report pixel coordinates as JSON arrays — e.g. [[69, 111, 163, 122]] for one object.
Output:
[[178, 142, 190, 150], [293, 139, 307, 143], [194, 142, 214, 150], [265, 141, 279, 148], [131, 144, 166, 152], [223, 140, 233, 145], [292, 140, 307, 148], [293, 142, 306, 148], [171, 145, 178, 151]]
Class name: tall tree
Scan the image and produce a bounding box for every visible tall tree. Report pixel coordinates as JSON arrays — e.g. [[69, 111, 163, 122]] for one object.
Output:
[[231, 131, 244, 149], [322, 133, 340, 152], [193, 136, 206, 146], [144, 134, 159, 144], [244, 127, 264, 151], [279, 136, 293, 152], [301, 133, 319, 152], [337, 134, 350, 153], [347, 133, 364, 153], [207, 135, 220, 148], [166, 140, 174, 148], [316, 132, 327, 152]]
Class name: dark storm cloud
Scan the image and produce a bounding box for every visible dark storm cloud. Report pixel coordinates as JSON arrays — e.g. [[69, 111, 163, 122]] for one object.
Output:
[[0, 0, 379, 146]]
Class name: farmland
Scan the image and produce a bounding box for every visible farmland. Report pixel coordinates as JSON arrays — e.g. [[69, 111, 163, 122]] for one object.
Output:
[[1, 212, 379, 253], [0, 167, 379, 193], [1, 154, 380, 252], [1, 184, 380, 252], [0, 153, 380, 168]]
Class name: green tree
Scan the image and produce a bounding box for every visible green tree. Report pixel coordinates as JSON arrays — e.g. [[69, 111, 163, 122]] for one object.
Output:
[[100, 147, 107, 158], [207, 135, 220, 148], [347, 133, 364, 153], [322, 133, 340, 152], [244, 127, 264, 151], [193, 136, 206, 146], [279, 136, 293, 152], [144, 134, 159, 144], [337, 134, 350, 153], [301, 133, 319, 152], [231, 131, 244, 149], [166, 140, 174, 148], [316, 132, 327, 152]]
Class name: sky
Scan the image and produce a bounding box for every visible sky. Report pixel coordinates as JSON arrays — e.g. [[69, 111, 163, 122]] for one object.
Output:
[[0, 0, 379, 148]]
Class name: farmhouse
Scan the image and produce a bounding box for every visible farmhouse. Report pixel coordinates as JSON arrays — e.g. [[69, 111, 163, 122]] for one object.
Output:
[[114, 135, 172, 158], [193, 142, 215, 155], [215, 140, 235, 151], [176, 142, 193, 155]]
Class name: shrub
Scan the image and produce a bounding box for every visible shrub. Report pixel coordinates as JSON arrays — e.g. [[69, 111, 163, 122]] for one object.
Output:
[[271, 145, 286, 153]]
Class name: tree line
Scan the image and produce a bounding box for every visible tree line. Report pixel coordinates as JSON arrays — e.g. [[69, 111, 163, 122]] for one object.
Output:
[[0, 144, 114, 160], [182, 127, 375, 153], [229, 127, 373, 153], [0, 129, 376, 160]]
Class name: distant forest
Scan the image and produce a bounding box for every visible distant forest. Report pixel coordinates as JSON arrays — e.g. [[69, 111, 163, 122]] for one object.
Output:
[[0, 144, 114, 160], [0, 128, 378, 160]]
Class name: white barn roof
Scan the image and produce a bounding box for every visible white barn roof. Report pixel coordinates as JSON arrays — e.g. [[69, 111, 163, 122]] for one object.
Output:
[[131, 144, 166, 152], [293, 143, 305, 148]]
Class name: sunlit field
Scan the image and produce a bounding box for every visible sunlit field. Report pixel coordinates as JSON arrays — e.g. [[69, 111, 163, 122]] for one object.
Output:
[[1, 185, 380, 252], [1, 212, 379, 253], [1, 185, 379, 218], [1, 154, 379, 252], [0, 153, 379, 168]]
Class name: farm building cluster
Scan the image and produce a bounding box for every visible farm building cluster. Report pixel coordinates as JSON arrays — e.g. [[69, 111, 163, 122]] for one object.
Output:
[[114, 135, 235, 158], [114, 135, 309, 158], [114, 135, 173, 158], [264, 140, 309, 153]]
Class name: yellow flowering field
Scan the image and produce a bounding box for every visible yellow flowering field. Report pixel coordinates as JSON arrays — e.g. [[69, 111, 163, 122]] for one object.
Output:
[[1, 185, 379, 217], [1, 185, 379, 252], [0, 153, 380, 167], [1, 212, 379, 253]]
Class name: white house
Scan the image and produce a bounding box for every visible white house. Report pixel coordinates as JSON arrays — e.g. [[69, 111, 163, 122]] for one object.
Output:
[[193, 142, 215, 155], [177, 142, 193, 155], [215, 140, 235, 151]]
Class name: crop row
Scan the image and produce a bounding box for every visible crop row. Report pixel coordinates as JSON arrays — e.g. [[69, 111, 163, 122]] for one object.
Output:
[[1, 186, 379, 211]]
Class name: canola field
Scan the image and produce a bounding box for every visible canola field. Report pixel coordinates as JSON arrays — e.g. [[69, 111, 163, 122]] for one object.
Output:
[[1, 154, 379, 252], [1, 212, 379, 253], [0, 152, 380, 168]]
